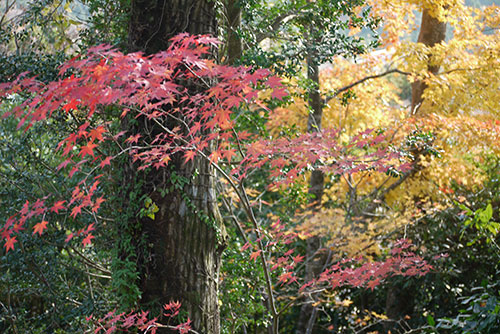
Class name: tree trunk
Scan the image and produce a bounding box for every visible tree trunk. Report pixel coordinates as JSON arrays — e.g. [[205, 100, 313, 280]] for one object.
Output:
[[125, 1, 225, 333], [295, 34, 325, 334], [410, 8, 446, 113], [385, 7, 446, 332], [128, 0, 217, 54], [225, 0, 242, 64]]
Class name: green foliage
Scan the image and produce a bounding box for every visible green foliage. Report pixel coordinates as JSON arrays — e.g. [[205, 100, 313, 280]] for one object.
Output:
[[437, 280, 500, 334], [0, 53, 66, 83], [461, 203, 500, 247], [140, 196, 160, 220], [79, 0, 131, 48], [220, 241, 269, 334], [0, 101, 115, 333], [240, 0, 380, 74]]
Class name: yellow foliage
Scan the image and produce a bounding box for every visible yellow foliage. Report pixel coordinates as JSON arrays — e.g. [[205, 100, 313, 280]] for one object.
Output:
[[392, 3, 500, 117], [265, 0, 500, 259]]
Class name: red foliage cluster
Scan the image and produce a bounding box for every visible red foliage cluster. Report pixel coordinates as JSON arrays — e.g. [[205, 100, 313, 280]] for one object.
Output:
[[241, 128, 412, 186], [0, 34, 281, 250], [87, 301, 193, 334], [299, 239, 434, 292], [242, 219, 432, 292], [0, 34, 410, 256], [87, 309, 158, 334]]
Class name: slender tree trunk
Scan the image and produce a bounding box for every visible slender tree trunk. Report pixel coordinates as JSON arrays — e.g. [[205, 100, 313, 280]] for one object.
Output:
[[385, 7, 446, 332], [125, 1, 226, 333], [410, 8, 446, 113], [295, 32, 325, 334], [225, 0, 242, 64], [306, 52, 325, 209]]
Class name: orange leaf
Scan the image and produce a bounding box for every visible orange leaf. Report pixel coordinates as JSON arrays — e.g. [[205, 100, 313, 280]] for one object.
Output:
[[89, 126, 106, 142], [183, 150, 196, 164], [4, 236, 17, 253], [33, 220, 48, 236], [80, 141, 98, 158], [100, 156, 112, 168], [249, 250, 261, 262]]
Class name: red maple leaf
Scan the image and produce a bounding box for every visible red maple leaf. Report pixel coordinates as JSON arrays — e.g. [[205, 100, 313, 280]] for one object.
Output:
[[100, 156, 112, 168], [65, 233, 74, 243], [57, 159, 72, 171], [20, 200, 30, 215], [163, 300, 182, 317], [271, 88, 288, 100], [71, 205, 83, 218], [82, 234, 95, 247], [4, 236, 17, 253], [89, 126, 106, 142], [62, 99, 79, 112], [125, 134, 141, 144], [183, 150, 196, 164], [33, 220, 48, 236], [79, 141, 98, 158], [51, 200, 66, 213], [266, 76, 282, 89], [92, 197, 105, 212], [77, 122, 90, 138], [12, 223, 24, 233], [176, 318, 192, 334], [85, 223, 96, 234], [69, 166, 80, 178], [249, 250, 261, 262]]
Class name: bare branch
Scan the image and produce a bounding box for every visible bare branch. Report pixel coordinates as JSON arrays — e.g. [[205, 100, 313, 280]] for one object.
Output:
[[324, 68, 411, 104]]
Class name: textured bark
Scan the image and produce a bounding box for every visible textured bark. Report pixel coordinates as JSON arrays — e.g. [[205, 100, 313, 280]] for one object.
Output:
[[225, 0, 242, 64], [126, 1, 225, 333], [305, 45, 324, 208], [295, 39, 325, 334], [136, 156, 225, 334], [411, 9, 446, 113], [128, 0, 217, 54]]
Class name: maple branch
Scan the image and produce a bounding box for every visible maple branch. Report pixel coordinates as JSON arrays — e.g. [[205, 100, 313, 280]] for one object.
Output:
[[323, 68, 411, 104], [240, 182, 279, 331], [438, 65, 500, 76]]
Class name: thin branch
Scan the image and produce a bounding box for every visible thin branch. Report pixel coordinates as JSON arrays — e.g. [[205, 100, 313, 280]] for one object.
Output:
[[324, 68, 411, 104], [254, 5, 310, 45], [67, 245, 111, 275]]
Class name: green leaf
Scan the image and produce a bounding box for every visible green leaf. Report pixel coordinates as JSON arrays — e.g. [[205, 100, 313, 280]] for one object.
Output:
[[484, 203, 493, 222], [427, 314, 436, 327], [151, 203, 159, 214]]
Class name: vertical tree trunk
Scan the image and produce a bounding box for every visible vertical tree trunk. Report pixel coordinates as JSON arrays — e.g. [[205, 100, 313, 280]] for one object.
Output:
[[295, 33, 325, 334], [410, 8, 446, 113], [225, 0, 242, 64], [125, 1, 225, 333], [385, 7, 446, 332]]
